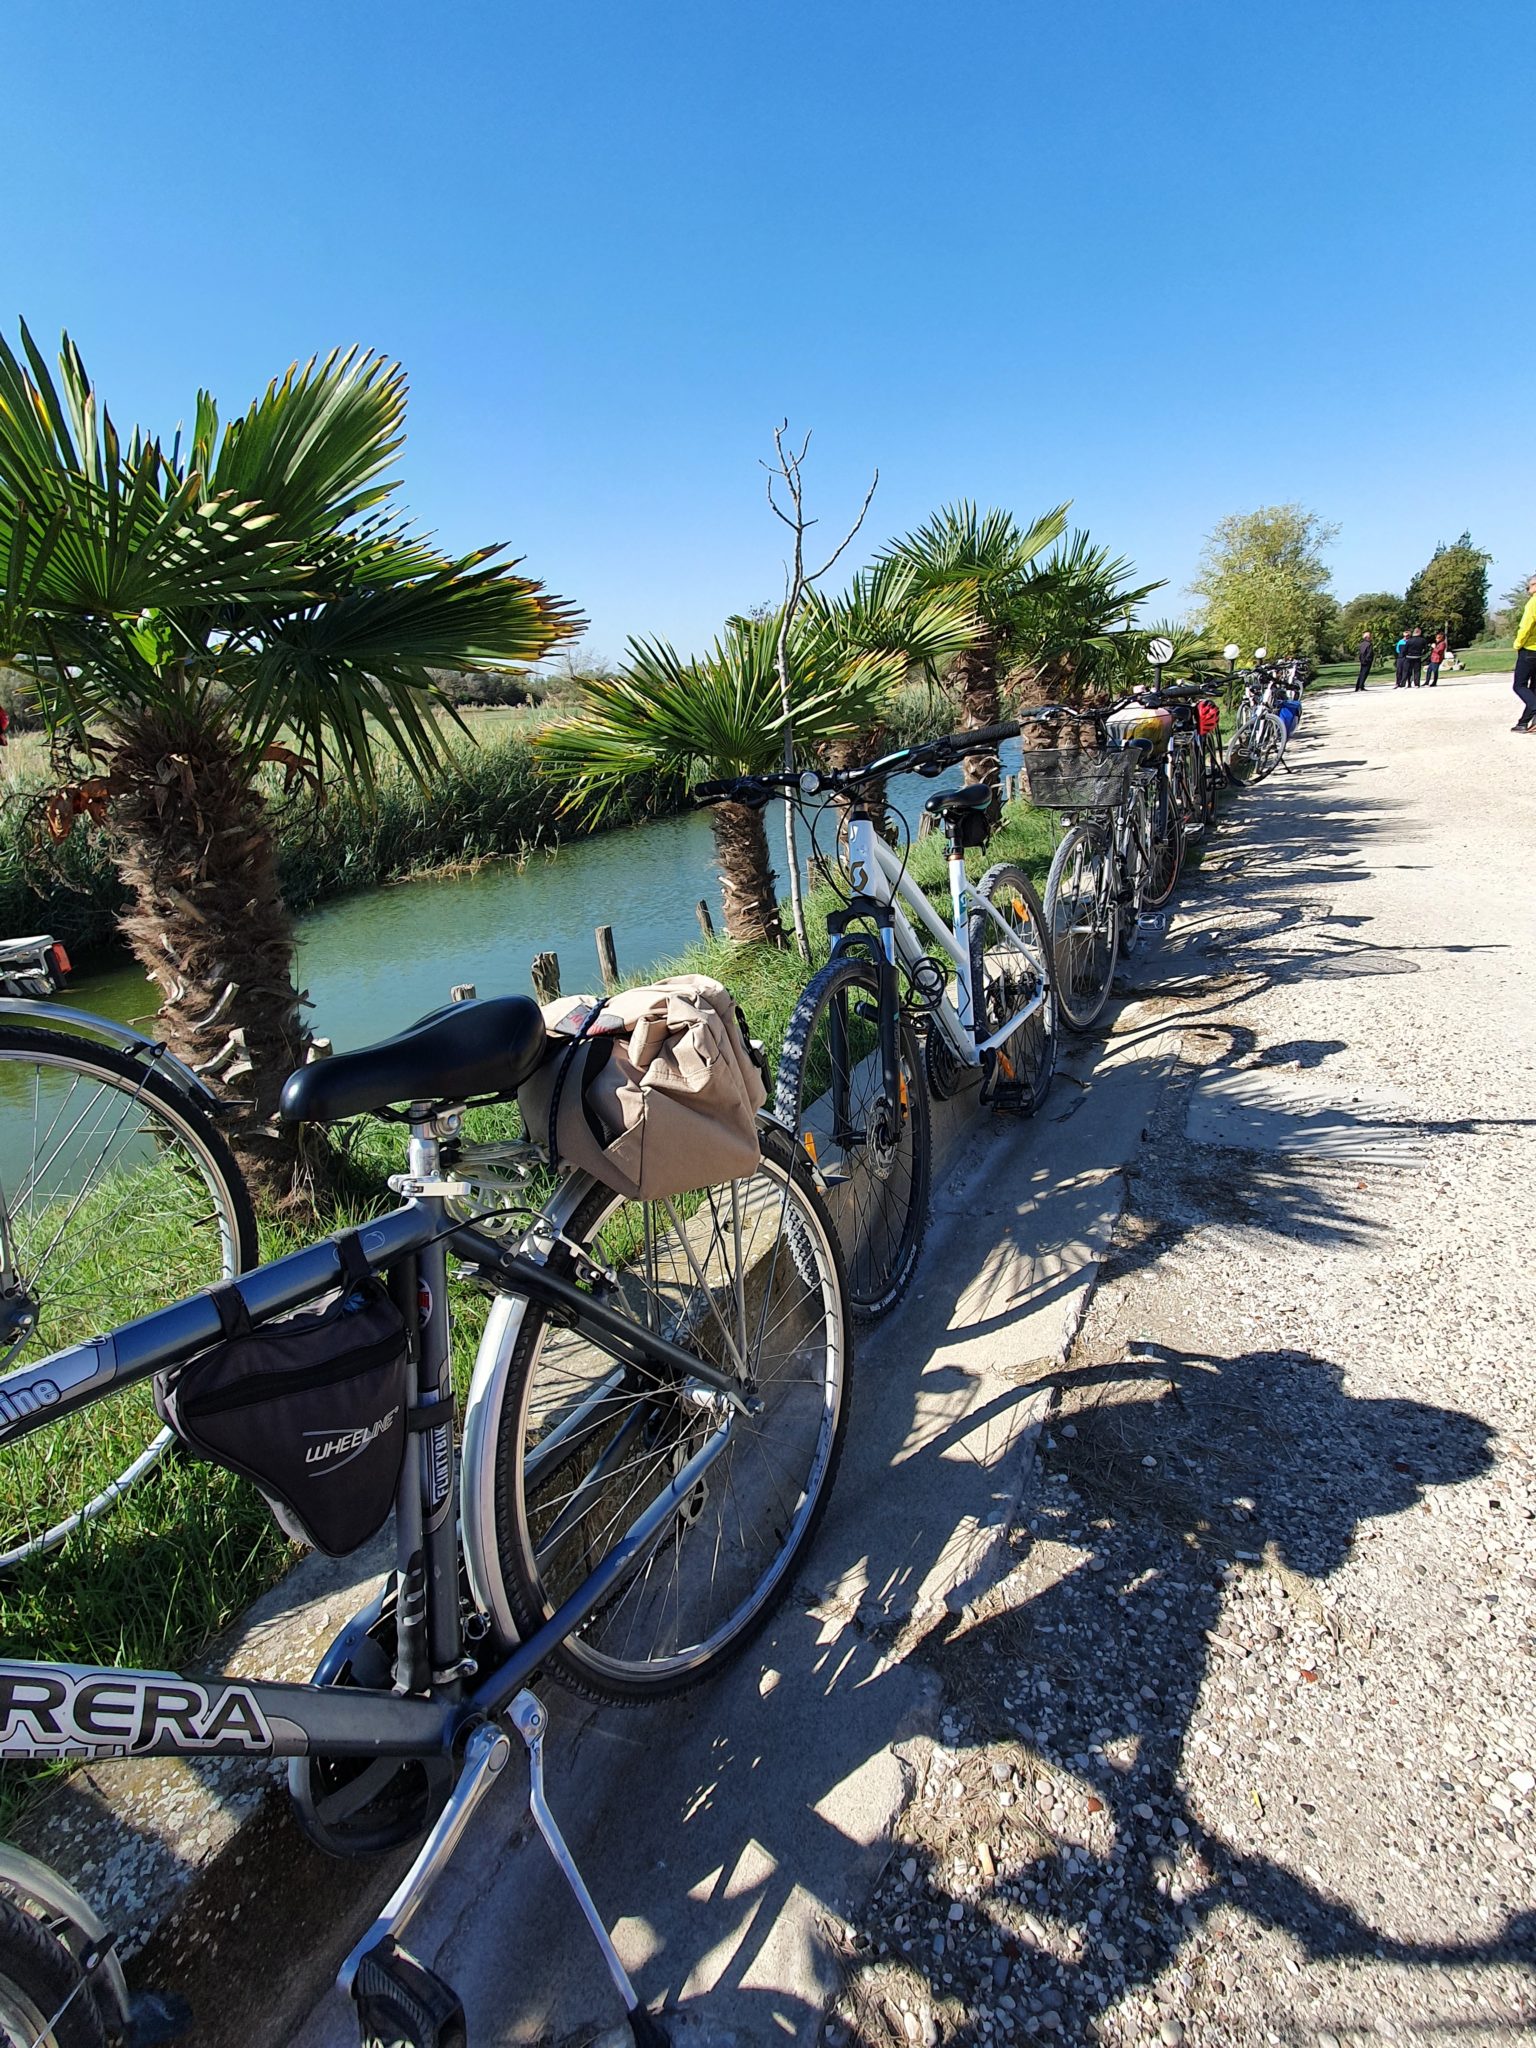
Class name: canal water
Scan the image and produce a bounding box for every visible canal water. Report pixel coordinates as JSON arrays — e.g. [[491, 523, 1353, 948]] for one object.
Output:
[[57, 746, 1023, 1050]]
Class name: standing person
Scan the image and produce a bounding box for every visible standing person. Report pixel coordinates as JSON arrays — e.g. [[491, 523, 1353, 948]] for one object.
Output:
[[1512, 574, 1536, 731], [1402, 625, 1426, 687], [1395, 631, 1409, 686], [1355, 629, 1374, 689], [1425, 630, 1447, 686]]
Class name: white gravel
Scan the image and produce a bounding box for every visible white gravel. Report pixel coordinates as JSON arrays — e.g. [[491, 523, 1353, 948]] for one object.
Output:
[[827, 680, 1536, 2047]]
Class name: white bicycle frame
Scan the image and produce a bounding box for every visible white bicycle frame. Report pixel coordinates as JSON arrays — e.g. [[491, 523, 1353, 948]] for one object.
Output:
[[841, 812, 1045, 1067]]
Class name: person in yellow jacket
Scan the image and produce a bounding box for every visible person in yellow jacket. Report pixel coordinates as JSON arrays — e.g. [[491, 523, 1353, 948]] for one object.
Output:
[[1514, 575, 1536, 732]]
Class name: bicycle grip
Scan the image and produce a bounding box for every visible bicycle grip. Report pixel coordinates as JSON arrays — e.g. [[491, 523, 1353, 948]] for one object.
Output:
[[946, 721, 1020, 749]]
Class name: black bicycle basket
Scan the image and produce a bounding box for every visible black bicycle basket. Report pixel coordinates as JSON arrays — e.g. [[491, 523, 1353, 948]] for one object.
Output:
[[155, 1233, 410, 1557]]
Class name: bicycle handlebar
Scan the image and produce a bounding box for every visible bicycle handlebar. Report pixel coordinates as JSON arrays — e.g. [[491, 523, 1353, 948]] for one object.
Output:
[[692, 720, 1026, 809]]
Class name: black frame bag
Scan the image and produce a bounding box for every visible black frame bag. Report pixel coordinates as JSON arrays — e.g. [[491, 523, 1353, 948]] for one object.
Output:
[[155, 1233, 410, 1557]]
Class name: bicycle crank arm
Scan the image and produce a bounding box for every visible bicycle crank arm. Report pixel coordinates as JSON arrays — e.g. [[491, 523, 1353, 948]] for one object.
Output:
[[340, 1718, 511, 2000]]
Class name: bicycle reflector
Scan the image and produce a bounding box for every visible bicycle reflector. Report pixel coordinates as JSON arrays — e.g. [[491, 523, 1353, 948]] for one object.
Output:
[[1197, 702, 1220, 737]]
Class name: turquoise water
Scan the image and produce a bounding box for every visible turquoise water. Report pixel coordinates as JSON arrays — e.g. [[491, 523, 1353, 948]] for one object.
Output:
[[53, 746, 1023, 1051]]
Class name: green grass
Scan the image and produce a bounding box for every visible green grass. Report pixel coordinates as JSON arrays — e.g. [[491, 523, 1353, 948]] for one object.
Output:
[[1312, 642, 1515, 690]]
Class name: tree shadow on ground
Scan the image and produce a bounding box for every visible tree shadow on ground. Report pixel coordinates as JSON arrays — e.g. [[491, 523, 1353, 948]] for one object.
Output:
[[831, 1344, 1530, 2047]]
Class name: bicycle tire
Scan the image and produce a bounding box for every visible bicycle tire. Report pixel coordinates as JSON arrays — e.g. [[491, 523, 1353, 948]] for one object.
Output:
[[1140, 771, 1185, 911], [1116, 783, 1151, 956], [775, 956, 930, 1319], [1250, 711, 1288, 783], [1199, 736, 1222, 825], [1043, 823, 1119, 1033], [0, 1023, 258, 1567], [0, 1893, 107, 2048], [970, 863, 1056, 1113], [490, 1123, 851, 1703]]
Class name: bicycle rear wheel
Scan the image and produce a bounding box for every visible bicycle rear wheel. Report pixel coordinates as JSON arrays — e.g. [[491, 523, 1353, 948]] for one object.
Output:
[[489, 1123, 850, 1703], [1043, 823, 1119, 1032], [0, 1024, 257, 1566], [775, 956, 930, 1319], [971, 863, 1056, 1113]]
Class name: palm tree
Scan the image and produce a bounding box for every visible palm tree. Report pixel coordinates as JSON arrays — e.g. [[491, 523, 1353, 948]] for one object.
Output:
[[0, 326, 580, 1196], [878, 502, 1070, 805], [535, 602, 971, 945], [1008, 532, 1166, 718]]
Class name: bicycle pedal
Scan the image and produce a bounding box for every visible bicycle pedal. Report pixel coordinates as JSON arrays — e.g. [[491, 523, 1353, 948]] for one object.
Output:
[[353, 1938, 466, 2048], [1135, 912, 1170, 933]]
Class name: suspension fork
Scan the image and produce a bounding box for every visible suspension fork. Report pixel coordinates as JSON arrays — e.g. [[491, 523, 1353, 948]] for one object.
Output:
[[822, 903, 905, 1138]]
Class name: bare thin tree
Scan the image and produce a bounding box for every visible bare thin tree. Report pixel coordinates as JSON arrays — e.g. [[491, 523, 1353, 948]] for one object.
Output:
[[763, 424, 878, 958]]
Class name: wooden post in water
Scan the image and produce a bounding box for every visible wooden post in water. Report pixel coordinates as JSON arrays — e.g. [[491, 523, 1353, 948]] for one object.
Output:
[[695, 899, 715, 939], [918, 812, 933, 840], [595, 925, 619, 989], [450, 982, 477, 1003], [531, 951, 561, 1002]]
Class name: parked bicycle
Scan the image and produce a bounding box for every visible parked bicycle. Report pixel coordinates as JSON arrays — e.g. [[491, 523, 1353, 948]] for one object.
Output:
[[0, 988, 850, 2046], [1224, 667, 1290, 786], [1029, 696, 1184, 1033], [697, 722, 1057, 1320], [0, 934, 257, 1567]]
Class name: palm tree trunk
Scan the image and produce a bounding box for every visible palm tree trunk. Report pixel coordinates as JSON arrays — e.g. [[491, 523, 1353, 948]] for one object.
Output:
[[107, 719, 312, 1202], [710, 801, 784, 947], [954, 634, 1003, 818]]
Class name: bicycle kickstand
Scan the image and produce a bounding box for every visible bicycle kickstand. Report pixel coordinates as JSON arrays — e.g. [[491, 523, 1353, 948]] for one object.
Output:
[[511, 1691, 670, 2048], [341, 1693, 667, 2048]]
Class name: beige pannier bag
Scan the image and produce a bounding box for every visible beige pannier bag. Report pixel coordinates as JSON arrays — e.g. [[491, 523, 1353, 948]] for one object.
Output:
[[518, 975, 767, 1202]]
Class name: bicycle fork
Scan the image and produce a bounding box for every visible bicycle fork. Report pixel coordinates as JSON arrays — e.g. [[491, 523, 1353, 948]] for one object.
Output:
[[344, 1691, 666, 2048]]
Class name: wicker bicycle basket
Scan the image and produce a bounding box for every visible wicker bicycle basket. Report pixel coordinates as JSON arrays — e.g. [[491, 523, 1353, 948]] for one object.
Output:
[[1018, 748, 1137, 811]]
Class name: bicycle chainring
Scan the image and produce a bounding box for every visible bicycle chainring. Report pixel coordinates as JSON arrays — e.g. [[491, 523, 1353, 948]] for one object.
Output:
[[288, 1584, 456, 1857]]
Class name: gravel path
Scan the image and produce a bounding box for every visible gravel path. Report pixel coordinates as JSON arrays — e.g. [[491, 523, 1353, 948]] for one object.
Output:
[[826, 679, 1535, 2048]]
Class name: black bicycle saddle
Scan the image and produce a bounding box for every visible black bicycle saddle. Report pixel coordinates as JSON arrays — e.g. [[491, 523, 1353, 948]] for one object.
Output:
[[279, 996, 547, 1124]]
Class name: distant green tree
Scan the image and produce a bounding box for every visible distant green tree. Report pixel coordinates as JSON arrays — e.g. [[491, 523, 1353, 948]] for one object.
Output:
[[1490, 574, 1536, 640], [1189, 504, 1339, 659], [1402, 532, 1489, 647], [1335, 592, 1405, 669]]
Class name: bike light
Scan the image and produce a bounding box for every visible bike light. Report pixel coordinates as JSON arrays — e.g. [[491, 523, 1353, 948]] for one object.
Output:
[[48, 944, 71, 978]]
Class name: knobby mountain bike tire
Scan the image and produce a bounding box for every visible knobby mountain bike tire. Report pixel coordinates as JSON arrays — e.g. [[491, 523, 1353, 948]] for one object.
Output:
[[775, 955, 930, 1319], [0, 1024, 258, 1568], [1043, 823, 1120, 1033], [970, 863, 1057, 1113], [0, 1893, 107, 2048], [490, 1124, 851, 1703]]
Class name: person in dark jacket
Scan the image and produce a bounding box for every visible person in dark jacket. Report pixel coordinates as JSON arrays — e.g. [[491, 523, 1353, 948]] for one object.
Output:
[[1355, 631, 1374, 690], [1401, 626, 1426, 687]]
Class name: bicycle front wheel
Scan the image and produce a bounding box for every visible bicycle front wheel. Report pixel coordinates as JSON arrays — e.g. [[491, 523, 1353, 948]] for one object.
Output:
[[490, 1123, 850, 1702], [971, 864, 1057, 1113], [1140, 772, 1185, 911], [0, 1893, 107, 2048], [0, 1024, 257, 1566], [1044, 823, 1119, 1032], [775, 956, 930, 1319]]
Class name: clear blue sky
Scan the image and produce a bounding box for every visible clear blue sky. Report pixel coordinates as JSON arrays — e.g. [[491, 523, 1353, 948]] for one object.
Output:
[[9, 0, 1531, 657]]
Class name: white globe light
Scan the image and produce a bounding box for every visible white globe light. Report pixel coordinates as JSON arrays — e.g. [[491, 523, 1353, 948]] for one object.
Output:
[[1254, 647, 1268, 661], [1223, 643, 1240, 661]]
